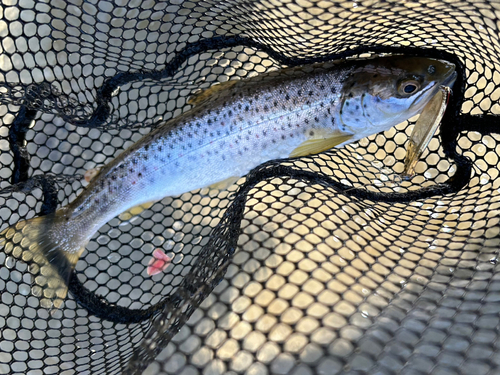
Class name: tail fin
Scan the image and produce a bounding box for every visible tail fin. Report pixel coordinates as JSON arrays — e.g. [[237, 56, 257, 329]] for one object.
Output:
[[0, 211, 85, 309]]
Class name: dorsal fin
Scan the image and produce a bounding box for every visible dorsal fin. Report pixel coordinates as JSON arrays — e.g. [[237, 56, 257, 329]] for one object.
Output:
[[188, 80, 239, 106]]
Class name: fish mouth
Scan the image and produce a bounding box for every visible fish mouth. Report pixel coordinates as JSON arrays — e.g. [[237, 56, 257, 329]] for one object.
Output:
[[411, 70, 457, 109], [442, 70, 457, 88]]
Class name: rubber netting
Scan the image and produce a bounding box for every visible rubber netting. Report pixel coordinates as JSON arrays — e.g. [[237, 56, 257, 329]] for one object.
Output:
[[1, 0, 500, 374]]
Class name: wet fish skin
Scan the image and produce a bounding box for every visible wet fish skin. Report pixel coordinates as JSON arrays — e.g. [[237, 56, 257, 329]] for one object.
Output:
[[0, 56, 456, 309]]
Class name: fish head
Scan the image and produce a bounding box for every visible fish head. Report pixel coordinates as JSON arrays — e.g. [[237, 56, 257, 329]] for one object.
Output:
[[339, 56, 456, 137]]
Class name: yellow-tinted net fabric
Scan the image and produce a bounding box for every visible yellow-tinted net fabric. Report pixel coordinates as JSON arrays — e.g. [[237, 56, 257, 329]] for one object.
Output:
[[1, 1, 499, 374]]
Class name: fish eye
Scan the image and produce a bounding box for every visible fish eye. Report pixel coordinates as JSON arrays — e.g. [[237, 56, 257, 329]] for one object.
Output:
[[398, 79, 420, 96]]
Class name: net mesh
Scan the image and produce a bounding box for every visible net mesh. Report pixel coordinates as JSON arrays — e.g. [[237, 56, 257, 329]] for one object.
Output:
[[1, 0, 500, 374]]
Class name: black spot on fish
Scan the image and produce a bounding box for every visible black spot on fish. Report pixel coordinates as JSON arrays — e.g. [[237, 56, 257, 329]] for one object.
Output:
[[314, 117, 319, 122], [348, 93, 353, 98], [308, 90, 313, 96], [228, 110, 233, 116], [345, 102, 349, 106], [285, 94, 290, 100], [320, 84, 325, 90], [238, 104, 242, 109], [273, 101, 278, 107], [245, 105, 249, 112], [264, 105, 269, 111], [298, 89, 302, 96], [355, 105, 359, 110], [363, 104, 367, 108], [305, 119, 309, 124], [331, 87, 336, 94], [138, 172, 142, 178], [309, 131, 314, 136], [281, 135, 286, 140]]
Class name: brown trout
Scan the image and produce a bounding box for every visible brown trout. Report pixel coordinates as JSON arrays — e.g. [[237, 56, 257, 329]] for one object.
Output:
[[0, 56, 456, 309]]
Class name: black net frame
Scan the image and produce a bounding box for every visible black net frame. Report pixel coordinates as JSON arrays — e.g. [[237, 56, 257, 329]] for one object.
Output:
[[1, 1, 500, 374]]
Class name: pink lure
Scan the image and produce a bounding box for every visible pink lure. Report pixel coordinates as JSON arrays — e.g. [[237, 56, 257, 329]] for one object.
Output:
[[147, 248, 172, 276]]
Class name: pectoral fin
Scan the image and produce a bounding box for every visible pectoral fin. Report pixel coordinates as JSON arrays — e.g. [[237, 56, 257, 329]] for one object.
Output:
[[289, 133, 354, 158], [84, 167, 101, 183], [207, 176, 240, 191], [188, 80, 239, 106]]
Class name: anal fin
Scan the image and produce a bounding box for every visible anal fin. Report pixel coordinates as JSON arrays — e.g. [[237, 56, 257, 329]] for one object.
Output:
[[118, 202, 154, 222], [207, 176, 240, 191], [290, 133, 354, 158]]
